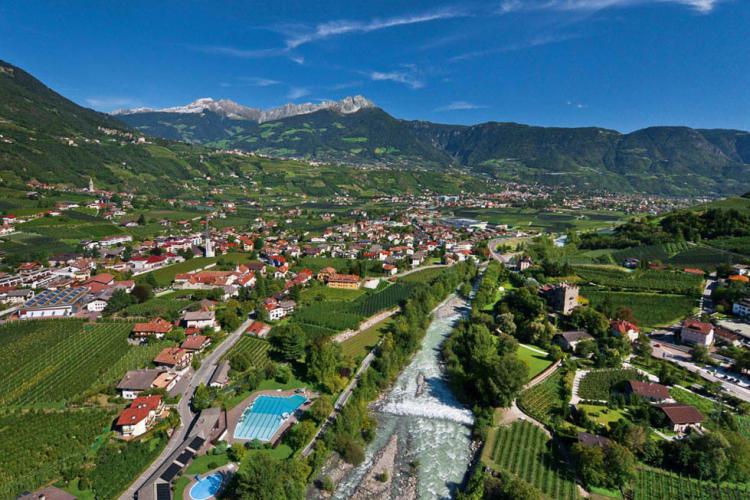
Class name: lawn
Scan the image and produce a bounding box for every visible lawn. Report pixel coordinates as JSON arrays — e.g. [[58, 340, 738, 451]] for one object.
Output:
[[669, 386, 714, 416], [577, 403, 629, 429], [186, 451, 230, 474], [300, 286, 366, 303], [516, 344, 552, 379], [340, 318, 393, 360]]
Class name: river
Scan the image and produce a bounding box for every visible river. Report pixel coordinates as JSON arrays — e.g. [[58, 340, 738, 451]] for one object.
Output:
[[333, 295, 475, 499]]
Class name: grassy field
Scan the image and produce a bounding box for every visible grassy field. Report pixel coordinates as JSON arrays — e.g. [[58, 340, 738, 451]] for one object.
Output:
[[583, 290, 697, 329], [300, 286, 366, 303], [669, 386, 713, 416], [516, 344, 552, 379], [577, 403, 629, 429], [340, 318, 393, 360], [399, 266, 447, 284], [483, 421, 579, 500]]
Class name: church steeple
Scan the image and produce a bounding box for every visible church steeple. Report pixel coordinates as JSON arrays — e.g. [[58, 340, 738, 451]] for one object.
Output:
[[204, 218, 214, 258], [88, 177, 94, 192]]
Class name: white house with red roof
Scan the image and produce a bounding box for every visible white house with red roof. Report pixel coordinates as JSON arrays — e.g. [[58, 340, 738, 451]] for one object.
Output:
[[611, 320, 640, 342], [681, 319, 714, 347], [116, 395, 165, 438]]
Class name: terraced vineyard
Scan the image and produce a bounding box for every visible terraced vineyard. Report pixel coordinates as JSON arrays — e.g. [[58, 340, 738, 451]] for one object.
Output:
[[0, 319, 143, 406], [518, 371, 565, 425], [226, 336, 271, 369], [578, 368, 641, 400], [612, 242, 691, 263], [486, 421, 579, 500], [634, 467, 750, 500]]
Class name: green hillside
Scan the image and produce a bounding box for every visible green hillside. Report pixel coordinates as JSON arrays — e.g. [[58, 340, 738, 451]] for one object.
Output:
[[118, 98, 750, 195]]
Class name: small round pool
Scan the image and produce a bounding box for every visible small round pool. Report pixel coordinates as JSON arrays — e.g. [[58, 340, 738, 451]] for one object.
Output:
[[189, 472, 224, 500]]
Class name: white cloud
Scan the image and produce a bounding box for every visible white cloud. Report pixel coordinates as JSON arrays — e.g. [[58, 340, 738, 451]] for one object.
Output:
[[287, 87, 311, 99], [85, 96, 142, 111], [239, 77, 281, 87], [284, 7, 466, 49], [450, 33, 577, 61], [499, 0, 723, 14], [566, 100, 588, 109], [369, 68, 424, 89], [435, 101, 488, 111]]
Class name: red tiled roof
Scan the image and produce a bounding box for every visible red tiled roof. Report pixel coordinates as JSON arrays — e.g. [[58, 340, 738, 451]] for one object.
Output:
[[657, 403, 704, 425], [132, 317, 173, 335], [628, 380, 670, 400], [154, 347, 190, 366], [683, 319, 713, 335], [181, 334, 210, 350], [611, 320, 640, 334]]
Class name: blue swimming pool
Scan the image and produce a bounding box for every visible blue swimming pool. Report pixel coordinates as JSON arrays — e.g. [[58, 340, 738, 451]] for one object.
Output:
[[189, 472, 224, 500], [233, 394, 307, 441]]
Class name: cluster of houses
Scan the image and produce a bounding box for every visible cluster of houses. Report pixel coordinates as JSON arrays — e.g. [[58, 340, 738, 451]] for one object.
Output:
[[14, 273, 134, 320]]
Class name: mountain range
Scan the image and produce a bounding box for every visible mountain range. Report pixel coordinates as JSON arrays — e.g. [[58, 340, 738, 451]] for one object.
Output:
[[115, 97, 750, 196], [1, 57, 749, 196]]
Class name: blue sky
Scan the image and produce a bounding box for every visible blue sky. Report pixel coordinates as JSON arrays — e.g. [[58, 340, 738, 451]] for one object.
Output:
[[0, 0, 748, 131]]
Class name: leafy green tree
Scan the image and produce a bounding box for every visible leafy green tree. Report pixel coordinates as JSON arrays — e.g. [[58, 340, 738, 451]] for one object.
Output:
[[269, 324, 306, 362], [191, 384, 212, 411], [285, 420, 316, 451], [231, 453, 308, 500], [103, 289, 135, 314], [309, 395, 333, 423], [307, 341, 344, 393], [572, 443, 606, 487], [131, 283, 153, 303]]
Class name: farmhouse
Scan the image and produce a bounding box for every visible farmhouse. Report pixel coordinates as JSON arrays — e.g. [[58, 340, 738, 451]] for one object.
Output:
[[117, 369, 162, 399], [626, 380, 671, 403], [131, 317, 173, 341], [553, 330, 593, 351], [116, 395, 165, 438], [18, 486, 77, 500], [577, 432, 612, 449], [246, 321, 272, 337], [681, 319, 715, 347], [153, 347, 193, 370], [611, 320, 640, 342], [1, 288, 34, 304], [182, 310, 218, 331], [209, 360, 231, 388], [656, 403, 704, 434], [19, 287, 89, 319], [327, 273, 361, 290], [181, 334, 211, 352]]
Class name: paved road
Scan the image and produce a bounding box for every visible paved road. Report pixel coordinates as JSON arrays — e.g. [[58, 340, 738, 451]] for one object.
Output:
[[488, 237, 522, 264], [394, 263, 449, 278], [650, 340, 750, 403], [301, 349, 377, 457], [122, 317, 253, 499]]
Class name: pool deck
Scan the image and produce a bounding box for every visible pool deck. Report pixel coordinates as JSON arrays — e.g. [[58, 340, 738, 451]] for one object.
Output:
[[182, 464, 236, 500], [226, 388, 316, 445]]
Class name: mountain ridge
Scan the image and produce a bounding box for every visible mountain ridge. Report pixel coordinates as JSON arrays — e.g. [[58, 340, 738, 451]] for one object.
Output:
[[113, 95, 376, 123]]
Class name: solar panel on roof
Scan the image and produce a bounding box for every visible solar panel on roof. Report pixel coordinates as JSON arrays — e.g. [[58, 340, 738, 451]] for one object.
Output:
[[176, 450, 194, 464], [155, 483, 171, 500], [160, 463, 182, 482], [188, 436, 205, 450]]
